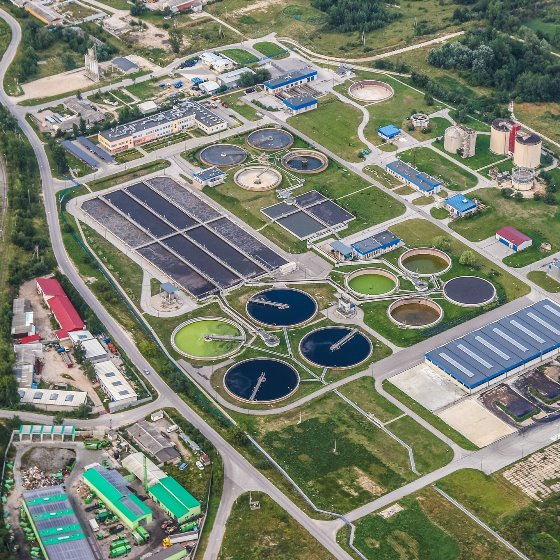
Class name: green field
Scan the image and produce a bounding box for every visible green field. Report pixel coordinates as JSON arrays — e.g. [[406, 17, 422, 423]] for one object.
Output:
[[449, 188, 559, 267], [361, 218, 530, 346], [348, 272, 396, 295], [220, 91, 260, 121], [288, 94, 367, 162], [431, 207, 449, 219], [527, 271, 560, 293], [252, 41, 288, 59], [351, 486, 521, 560], [87, 160, 171, 191], [412, 194, 434, 205], [363, 165, 402, 188], [398, 147, 478, 191], [513, 101, 560, 145], [219, 492, 336, 560], [432, 134, 506, 171], [173, 319, 242, 358], [219, 48, 259, 65]]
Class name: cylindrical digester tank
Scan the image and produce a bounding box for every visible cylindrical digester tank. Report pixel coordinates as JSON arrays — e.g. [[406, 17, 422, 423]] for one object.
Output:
[[490, 118, 513, 155], [513, 134, 542, 169], [511, 167, 534, 191], [444, 126, 462, 154]]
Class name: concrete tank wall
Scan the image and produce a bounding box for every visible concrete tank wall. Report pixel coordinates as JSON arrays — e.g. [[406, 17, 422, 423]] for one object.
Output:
[[444, 127, 462, 154], [490, 127, 509, 155], [513, 139, 541, 169]]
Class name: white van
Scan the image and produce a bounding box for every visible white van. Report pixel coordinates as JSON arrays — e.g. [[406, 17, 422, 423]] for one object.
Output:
[[166, 424, 179, 433]]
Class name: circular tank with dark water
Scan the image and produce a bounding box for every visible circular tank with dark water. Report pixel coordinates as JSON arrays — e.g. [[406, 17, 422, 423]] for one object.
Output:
[[299, 326, 372, 369], [399, 248, 451, 277], [199, 144, 248, 167], [388, 297, 443, 329], [248, 128, 294, 151], [246, 288, 317, 328], [224, 358, 299, 403], [443, 276, 496, 307], [282, 150, 328, 173]]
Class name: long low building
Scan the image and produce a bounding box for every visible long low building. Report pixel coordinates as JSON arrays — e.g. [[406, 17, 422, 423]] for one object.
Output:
[[127, 420, 181, 464], [98, 101, 227, 154], [386, 160, 442, 194], [148, 476, 201, 524], [426, 299, 560, 391], [263, 67, 317, 92], [23, 486, 96, 560], [94, 360, 138, 406], [18, 388, 87, 409]]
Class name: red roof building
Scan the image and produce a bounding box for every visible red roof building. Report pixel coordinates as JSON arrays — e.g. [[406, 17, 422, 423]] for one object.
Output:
[[496, 226, 532, 252], [18, 334, 41, 345], [36, 277, 66, 299]]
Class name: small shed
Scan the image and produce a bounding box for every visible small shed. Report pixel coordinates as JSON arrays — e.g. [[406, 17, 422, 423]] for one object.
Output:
[[378, 124, 401, 140], [496, 226, 532, 252], [330, 240, 353, 261]]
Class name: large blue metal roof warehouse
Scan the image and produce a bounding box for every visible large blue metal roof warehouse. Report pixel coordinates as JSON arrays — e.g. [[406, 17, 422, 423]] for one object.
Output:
[[425, 299, 560, 390]]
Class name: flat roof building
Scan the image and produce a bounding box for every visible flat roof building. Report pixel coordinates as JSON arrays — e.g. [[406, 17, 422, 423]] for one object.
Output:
[[127, 420, 181, 464], [445, 194, 477, 217], [83, 466, 152, 530], [426, 299, 560, 391], [148, 476, 201, 523], [263, 67, 317, 92], [138, 100, 158, 114], [18, 388, 87, 409], [148, 544, 187, 560], [11, 298, 34, 339], [199, 52, 235, 72], [111, 57, 139, 74], [386, 160, 442, 194], [283, 93, 317, 115], [94, 360, 137, 406], [192, 166, 226, 187], [199, 80, 221, 94], [24, 1, 63, 25], [330, 240, 353, 261], [68, 330, 107, 362], [23, 485, 96, 560], [350, 230, 402, 259], [378, 124, 401, 140], [98, 101, 227, 154], [496, 226, 532, 252]]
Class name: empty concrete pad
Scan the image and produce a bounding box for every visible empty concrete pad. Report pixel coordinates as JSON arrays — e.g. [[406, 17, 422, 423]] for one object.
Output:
[[390, 364, 464, 412], [437, 399, 516, 447]]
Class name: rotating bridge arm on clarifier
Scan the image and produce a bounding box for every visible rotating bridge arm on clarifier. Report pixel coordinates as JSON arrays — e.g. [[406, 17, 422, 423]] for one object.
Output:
[[203, 334, 245, 342], [330, 328, 358, 352], [249, 372, 267, 401], [250, 297, 289, 309]]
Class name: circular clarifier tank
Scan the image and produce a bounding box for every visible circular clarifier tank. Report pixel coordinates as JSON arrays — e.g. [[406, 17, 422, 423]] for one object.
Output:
[[348, 80, 394, 103], [299, 326, 372, 369], [224, 358, 299, 403], [346, 268, 398, 297], [247, 128, 294, 151], [443, 276, 496, 307], [199, 144, 248, 167], [246, 288, 317, 328], [282, 150, 328, 174], [172, 317, 245, 360], [388, 297, 443, 329], [399, 248, 452, 277], [234, 166, 282, 191]]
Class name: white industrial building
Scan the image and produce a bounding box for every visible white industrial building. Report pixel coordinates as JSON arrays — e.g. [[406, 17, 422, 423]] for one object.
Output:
[[68, 331, 107, 362], [199, 52, 235, 72], [94, 360, 137, 405], [122, 452, 166, 487], [18, 388, 88, 410]]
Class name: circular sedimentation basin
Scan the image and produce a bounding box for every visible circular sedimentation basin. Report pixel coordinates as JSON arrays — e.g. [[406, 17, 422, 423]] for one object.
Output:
[[348, 80, 394, 103], [247, 128, 294, 151], [346, 268, 398, 298], [223, 358, 299, 403], [233, 166, 282, 191], [199, 144, 248, 167], [399, 248, 452, 277], [443, 276, 496, 307], [246, 288, 317, 328], [171, 317, 245, 360], [388, 297, 443, 329], [299, 326, 372, 369], [282, 150, 328, 174]]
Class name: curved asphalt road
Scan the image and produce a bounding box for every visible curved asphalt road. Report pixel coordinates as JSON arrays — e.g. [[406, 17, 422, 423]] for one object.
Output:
[[0, 9, 356, 560]]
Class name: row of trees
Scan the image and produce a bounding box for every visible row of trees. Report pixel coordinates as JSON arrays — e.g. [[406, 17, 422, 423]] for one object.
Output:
[[311, 0, 400, 33], [427, 30, 560, 103]]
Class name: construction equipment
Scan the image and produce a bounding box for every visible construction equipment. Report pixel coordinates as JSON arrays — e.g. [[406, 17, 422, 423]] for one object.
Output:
[[84, 439, 109, 450]]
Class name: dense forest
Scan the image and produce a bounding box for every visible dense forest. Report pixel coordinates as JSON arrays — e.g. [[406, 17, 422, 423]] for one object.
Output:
[[427, 30, 560, 102], [311, 0, 400, 33], [452, 0, 535, 32]]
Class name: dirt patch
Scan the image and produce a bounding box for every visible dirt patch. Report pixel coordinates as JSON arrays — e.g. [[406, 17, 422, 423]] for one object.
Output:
[[479, 384, 539, 424], [353, 466, 383, 496], [544, 364, 560, 383], [231, 0, 285, 16], [21, 447, 75, 472], [514, 369, 560, 407]]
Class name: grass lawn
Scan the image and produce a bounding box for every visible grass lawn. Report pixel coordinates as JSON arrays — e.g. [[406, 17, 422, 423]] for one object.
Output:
[[247, 392, 450, 512], [219, 48, 258, 65], [527, 271, 560, 293], [220, 91, 260, 121], [350, 486, 521, 560], [407, 116, 452, 141], [514, 101, 560, 145], [398, 147, 478, 191], [288, 94, 367, 162], [361, 218, 530, 346], [449, 188, 559, 267], [114, 149, 143, 164], [125, 78, 161, 101], [0, 18, 11, 59], [252, 41, 288, 59], [363, 165, 401, 188], [219, 492, 336, 560], [431, 207, 449, 219], [432, 134, 506, 171], [412, 195, 434, 205], [143, 130, 193, 153], [394, 186, 415, 195], [87, 160, 171, 191], [199, 133, 404, 253]]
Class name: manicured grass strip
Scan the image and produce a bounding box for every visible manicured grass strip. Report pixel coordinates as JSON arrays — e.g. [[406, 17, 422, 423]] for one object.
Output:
[[383, 381, 478, 450], [527, 271, 560, 293], [432, 134, 505, 171], [253, 41, 289, 58], [412, 195, 434, 205], [88, 160, 170, 191], [430, 207, 449, 219], [399, 147, 478, 191], [219, 48, 259, 65]]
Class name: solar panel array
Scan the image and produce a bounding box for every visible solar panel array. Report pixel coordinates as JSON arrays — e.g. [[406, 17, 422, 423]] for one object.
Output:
[[426, 299, 560, 389], [23, 486, 96, 560], [83, 177, 287, 298], [261, 190, 354, 240]]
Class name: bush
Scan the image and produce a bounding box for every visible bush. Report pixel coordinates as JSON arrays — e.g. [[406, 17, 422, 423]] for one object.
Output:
[[459, 250, 479, 268]]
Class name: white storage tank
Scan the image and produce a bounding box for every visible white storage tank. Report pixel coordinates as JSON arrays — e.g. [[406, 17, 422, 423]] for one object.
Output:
[[490, 118, 513, 155], [513, 133, 542, 169], [444, 126, 463, 154]]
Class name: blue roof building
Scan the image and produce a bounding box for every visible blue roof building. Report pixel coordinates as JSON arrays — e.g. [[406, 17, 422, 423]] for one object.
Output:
[[330, 240, 353, 260], [445, 194, 477, 217], [386, 160, 442, 194], [263, 67, 317, 91], [283, 93, 317, 115], [193, 167, 226, 187], [425, 299, 560, 391], [351, 230, 402, 258], [378, 124, 401, 140]]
